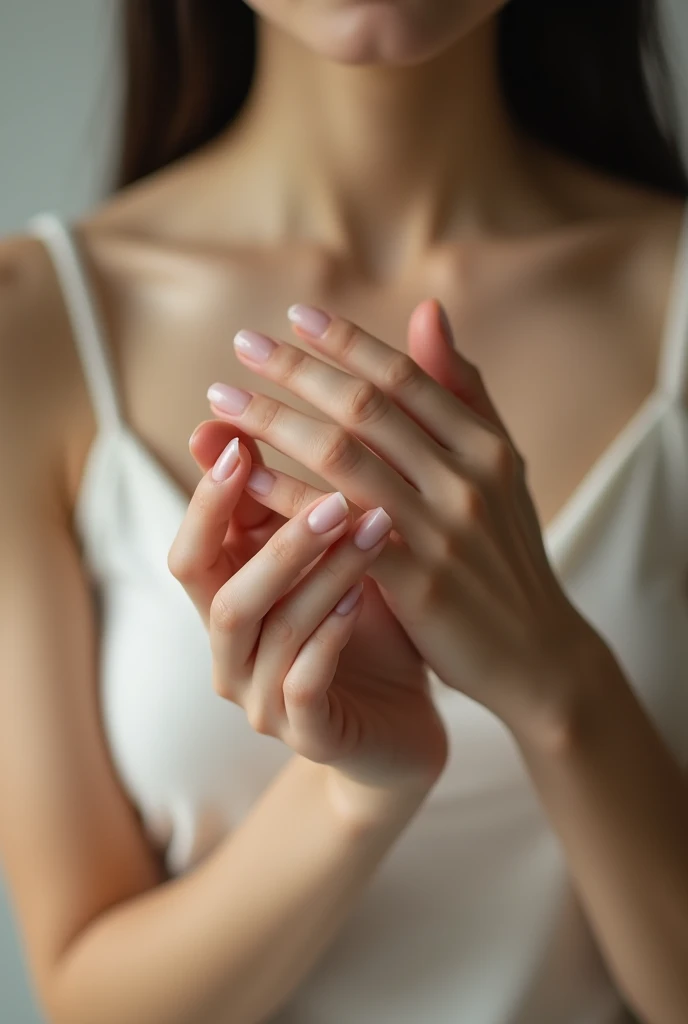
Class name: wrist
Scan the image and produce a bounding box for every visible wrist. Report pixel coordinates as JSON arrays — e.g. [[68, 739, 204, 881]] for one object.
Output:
[[507, 623, 625, 757], [323, 764, 441, 835]]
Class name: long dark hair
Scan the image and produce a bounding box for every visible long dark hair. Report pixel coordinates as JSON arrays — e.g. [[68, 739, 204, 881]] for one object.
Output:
[[117, 0, 687, 196]]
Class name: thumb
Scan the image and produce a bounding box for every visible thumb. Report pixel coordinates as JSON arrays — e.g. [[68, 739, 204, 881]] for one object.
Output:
[[407, 298, 508, 435], [189, 419, 274, 531]]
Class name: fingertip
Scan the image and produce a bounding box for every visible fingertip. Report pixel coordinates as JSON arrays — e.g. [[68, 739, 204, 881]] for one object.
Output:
[[211, 436, 247, 483], [334, 580, 364, 616]]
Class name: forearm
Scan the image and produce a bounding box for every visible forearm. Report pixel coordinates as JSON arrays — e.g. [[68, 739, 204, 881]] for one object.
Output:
[[514, 640, 688, 1024], [49, 755, 431, 1024]]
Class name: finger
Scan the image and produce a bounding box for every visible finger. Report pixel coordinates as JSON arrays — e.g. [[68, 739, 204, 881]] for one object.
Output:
[[280, 587, 364, 761], [252, 506, 392, 718], [244, 459, 413, 587], [167, 437, 252, 624], [232, 328, 441, 490], [189, 419, 280, 534], [209, 490, 353, 675], [244, 461, 334, 517], [206, 383, 428, 541], [286, 304, 507, 473], [407, 298, 512, 437]]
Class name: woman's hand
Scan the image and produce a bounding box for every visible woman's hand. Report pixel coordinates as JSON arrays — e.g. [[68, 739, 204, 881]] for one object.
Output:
[[168, 426, 448, 796], [206, 301, 607, 743]]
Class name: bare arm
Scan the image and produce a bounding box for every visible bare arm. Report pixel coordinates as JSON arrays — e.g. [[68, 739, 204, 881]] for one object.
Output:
[[53, 758, 426, 1024], [0, 239, 434, 1024], [514, 643, 688, 1024]]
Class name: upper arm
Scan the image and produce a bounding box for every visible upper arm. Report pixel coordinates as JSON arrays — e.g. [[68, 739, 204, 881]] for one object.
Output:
[[0, 237, 167, 1016]]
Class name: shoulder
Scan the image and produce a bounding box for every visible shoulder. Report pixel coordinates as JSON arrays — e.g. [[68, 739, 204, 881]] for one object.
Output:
[[0, 232, 85, 517]]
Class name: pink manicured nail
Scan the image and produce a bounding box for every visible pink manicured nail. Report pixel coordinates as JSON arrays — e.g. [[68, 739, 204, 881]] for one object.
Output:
[[353, 507, 392, 550], [212, 437, 240, 482], [207, 383, 252, 415], [307, 492, 348, 534], [335, 581, 363, 615], [287, 304, 332, 338], [246, 466, 275, 495], [233, 329, 277, 363]]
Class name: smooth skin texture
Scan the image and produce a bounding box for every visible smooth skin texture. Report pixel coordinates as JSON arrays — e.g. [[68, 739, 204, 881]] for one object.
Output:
[[0, 0, 687, 1021], [205, 300, 688, 1023], [210, 302, 584, 735], [168, 439, 448, 788]]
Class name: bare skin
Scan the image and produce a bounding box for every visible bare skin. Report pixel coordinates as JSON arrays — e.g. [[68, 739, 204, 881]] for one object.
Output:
[[17, 13, 682, 531], [1, 6, 687, 1023]]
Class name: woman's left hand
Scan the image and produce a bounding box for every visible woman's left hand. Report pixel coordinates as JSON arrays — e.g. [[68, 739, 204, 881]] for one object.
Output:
[[207, 302, 608, 742]]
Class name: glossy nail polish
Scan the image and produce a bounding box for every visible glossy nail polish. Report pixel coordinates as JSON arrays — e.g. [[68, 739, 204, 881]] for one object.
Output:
[[307, 492, 348, 533], [335, 581, 364, 615], [246, 466, 276, 495], [353, 507, 392, 550], [207, 383, 252, 415], [233, 330, 277, 363], [287, 304, 332, 338], [212, 437, 240, 482]]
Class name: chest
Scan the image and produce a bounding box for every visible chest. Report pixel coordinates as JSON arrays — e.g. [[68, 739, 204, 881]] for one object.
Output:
[[93, 239, 664, 538]]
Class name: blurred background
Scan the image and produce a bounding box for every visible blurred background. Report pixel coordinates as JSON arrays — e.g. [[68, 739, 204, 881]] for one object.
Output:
[[2, 0, 688, 1020]]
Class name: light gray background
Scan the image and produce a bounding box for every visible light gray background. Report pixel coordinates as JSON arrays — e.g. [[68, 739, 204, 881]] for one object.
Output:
[[1, 1, 688, 1021]]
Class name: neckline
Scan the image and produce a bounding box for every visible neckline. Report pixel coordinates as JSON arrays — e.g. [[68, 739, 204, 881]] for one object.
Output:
[[70, 201, 688, 565], [543, 200, 688, 556]]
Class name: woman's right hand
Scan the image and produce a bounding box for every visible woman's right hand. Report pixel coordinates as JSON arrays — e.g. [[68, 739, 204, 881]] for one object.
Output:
[[168, 424, 448, 809]]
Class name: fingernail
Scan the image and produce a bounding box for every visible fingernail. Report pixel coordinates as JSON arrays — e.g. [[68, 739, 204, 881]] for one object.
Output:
[[438, 301, 454, 348], [287, 304, 332, 338], [233, 329, 277, 364], [354, 507, 392, 550], [207, 383, 252, 415], [246, 466, 275, 495], [335, 581, 363, 615], [211, 437, 240, 482], [307, 491, 348, 533]]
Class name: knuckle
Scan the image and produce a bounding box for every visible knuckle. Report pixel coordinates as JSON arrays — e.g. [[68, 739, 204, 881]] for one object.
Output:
[[282, 672, 318, 708], [320, 560, 346, 587], [427, 527, 462, 568], [167, 545, 195, 583], [262, 611, 295, 645], [413, 565, 446, 611], [211, 669, 237, 702], [317, 426, 361, 476], [253, 397, 281, 434], [344, 379, 387, 426], [268, 530, 298, 567], [285, 477, 312, 518], [332, 318, 360, 359], [278, 345, 308, 386], [484, 434, 518, 483], [210, 590, 242, 634], [246, 702, 272, 736], [381, 352, 419, 394], [456, 479, 488, 524]]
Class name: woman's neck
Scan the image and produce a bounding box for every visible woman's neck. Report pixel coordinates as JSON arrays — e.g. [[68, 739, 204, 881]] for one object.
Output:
[[212, 14, 549, 275]]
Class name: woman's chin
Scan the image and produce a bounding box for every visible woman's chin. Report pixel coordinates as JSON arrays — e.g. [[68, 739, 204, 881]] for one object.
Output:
[[252, 0, 461, 67], [305, 6, 450, 66]]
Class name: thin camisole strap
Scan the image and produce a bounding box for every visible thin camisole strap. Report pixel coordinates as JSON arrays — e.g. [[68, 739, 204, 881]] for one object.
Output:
[[656, 199, 688, 404], [26, 212, 123, 433]]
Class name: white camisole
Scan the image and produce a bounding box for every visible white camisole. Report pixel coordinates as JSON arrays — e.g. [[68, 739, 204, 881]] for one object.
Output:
[[27, 210, 688, 1024]]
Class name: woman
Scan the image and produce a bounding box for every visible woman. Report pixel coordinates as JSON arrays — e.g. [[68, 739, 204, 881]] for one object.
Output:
[[1, 1, 687, 1021]]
